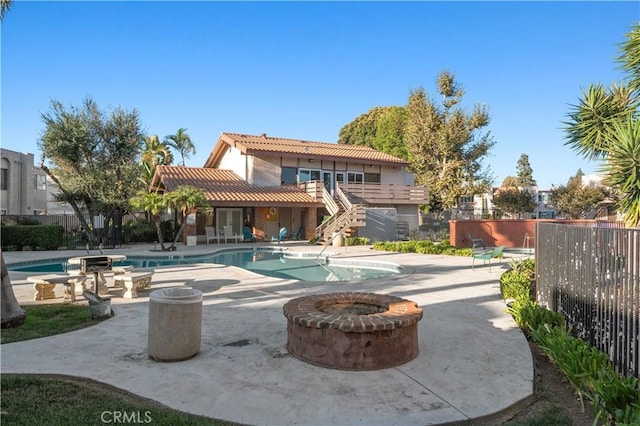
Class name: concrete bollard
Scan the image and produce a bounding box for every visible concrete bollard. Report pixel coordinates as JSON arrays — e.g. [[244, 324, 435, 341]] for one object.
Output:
[[148, 287, 203, 362]]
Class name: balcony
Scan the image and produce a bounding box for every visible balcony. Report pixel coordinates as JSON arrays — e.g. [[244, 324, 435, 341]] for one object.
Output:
[[300, 181, 427, 206]]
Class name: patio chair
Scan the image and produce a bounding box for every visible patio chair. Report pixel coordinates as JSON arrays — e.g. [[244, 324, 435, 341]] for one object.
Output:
[[223, 225, 241, 243], [205, 226, 219, 244], [271, 227, 288, 244], [472, 246, 504, 271], [467, 233, 486, 251], [243, 226, 256, 242], [289, 226, 304, 240]]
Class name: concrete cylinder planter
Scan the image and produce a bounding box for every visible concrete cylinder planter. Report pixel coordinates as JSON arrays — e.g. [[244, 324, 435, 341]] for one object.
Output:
[[148, 287, 203, 362]]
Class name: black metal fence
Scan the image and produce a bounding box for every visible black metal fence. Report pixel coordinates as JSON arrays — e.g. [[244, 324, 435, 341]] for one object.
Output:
[[1, 213, 125, 249], [536, 222, 639, 378]]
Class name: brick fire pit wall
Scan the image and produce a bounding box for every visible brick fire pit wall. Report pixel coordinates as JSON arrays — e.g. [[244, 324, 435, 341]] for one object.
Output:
[[283, 292, 423, 370]]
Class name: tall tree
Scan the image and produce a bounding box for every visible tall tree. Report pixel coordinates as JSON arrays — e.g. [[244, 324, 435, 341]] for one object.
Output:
[[550, 169, 609, 219], [501, 176, 520, 188], [140, 135, 173, 185], [564, 23, 640, 227], [404, 70, 495, 210], [516, 153, 536, 186], [164, 128, 195, 166], [339, 106, 408, 160], [39, 97, 146, 246], [492, 188, 537, 219]]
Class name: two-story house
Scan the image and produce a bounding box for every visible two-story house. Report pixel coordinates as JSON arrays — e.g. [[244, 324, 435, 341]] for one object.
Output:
[[0, 148, 48, 216], [149, 132, 428, 243]]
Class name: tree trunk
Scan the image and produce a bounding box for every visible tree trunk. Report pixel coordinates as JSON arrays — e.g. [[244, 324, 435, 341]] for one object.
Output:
[[1, 250, 26, 328]]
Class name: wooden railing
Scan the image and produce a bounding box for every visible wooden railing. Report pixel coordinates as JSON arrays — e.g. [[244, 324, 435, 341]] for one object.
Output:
[[316, 204, 366, 241], [339, 183, 428, 205]]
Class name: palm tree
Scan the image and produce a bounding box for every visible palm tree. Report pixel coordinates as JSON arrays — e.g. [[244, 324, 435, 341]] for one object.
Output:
[[1, 0, 12, 21], [129, 191, 169, 250], [164, 128, 195, 166], [141, 135, 173, 167], [564, 23, 640, 227], [165, 185, 209, 250]]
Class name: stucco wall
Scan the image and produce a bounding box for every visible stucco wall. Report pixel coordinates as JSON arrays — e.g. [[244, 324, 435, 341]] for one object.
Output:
[[217, 146, 247, 180]]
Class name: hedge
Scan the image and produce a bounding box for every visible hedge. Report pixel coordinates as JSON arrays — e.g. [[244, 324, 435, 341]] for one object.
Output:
[[1, 225, 64, 250]]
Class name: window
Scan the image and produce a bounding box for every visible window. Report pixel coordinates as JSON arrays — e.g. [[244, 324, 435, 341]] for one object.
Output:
[[364, 173, 380, 183], [1, 168, 7, 191], [281, 167, 297, 185], [347, 172, 363, 184], [299, 169, 321, 183], [35, 174, 46, 191], [458, 196, 474, 204]]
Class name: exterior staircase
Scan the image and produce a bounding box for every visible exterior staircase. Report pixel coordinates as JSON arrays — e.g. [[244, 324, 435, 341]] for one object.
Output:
[[315, 186, 366, 242]]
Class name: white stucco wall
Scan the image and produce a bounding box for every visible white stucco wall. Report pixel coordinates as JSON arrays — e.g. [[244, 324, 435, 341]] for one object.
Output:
[[217, 146, 248, 180]]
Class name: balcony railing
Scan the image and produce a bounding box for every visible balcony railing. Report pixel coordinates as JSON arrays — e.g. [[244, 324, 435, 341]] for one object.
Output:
[[339, 183, 428, 205], [301, 181, 428, 206]]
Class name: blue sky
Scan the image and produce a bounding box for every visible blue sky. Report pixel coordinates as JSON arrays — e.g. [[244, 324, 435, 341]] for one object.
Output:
[[2, 1, 639, 189]]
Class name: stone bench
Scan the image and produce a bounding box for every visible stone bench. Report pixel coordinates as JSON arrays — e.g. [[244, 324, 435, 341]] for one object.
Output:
[[27, 274, 87, 302], [113, 271, 154, 299]]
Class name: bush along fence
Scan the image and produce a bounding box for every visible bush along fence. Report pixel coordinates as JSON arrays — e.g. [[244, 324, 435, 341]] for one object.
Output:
[[536, 222, 639, 380], [502, 258, 640, 425], [372, 239, 473, 256]]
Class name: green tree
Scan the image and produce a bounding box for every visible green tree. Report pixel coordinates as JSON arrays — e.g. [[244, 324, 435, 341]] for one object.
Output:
[[550, 169, 608, 219], [516, 153, 536, 186], [339, 106, 408, 160], [140, 135, 173, 185], [129, 191, 168, 249], [39, 97, 146, 246], [564, 24, 640, 227], [164, 185, 209, 250], [405, 70, 495, 211], [164, 128, 195, 166], [129, 185, 208, 251], [492, 188, 537, 219], [502, 176, 520, 188]]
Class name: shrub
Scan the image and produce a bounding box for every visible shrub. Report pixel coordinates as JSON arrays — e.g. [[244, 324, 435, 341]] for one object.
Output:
[[372, 240, 469, 257], [345, 237, 370, 246], [1, 225, 64, 250], [500, 269, 532, 301]]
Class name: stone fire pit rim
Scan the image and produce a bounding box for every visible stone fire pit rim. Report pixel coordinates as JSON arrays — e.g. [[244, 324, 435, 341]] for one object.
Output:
[[282, 292, 423, 333]]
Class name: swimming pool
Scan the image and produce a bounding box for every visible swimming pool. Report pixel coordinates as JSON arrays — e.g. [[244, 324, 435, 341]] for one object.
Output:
[[7, 248, 402, 282]]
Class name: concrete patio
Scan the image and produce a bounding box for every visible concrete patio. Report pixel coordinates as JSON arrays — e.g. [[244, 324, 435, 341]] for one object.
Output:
[[2, 243, 534, 425]]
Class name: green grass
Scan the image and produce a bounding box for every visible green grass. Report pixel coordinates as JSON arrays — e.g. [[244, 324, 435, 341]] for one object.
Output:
[[0, 375, 235, 426], [0, 304, 112, 344]]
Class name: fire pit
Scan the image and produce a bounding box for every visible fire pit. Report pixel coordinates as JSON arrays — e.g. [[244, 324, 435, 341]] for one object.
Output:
[[283, 292, 423, 370]]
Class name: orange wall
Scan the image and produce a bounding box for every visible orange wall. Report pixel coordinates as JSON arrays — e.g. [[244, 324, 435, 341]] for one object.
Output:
[[449, 219, 616, 248]]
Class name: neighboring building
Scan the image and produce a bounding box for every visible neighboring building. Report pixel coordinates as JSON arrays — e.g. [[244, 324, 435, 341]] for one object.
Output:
[[0, 148, 47, 215], [46, 176, 76, 215], [454, 186, 557, 220], [150, 132, 428, 242]]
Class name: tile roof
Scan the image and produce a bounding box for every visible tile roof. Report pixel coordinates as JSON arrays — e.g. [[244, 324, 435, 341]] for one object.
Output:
[[204, 132, 410, 168], [152, 166, 321, 207]]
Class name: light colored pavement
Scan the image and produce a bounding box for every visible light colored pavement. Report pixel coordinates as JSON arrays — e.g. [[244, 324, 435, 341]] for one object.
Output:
[[2, 243, 534, 425]]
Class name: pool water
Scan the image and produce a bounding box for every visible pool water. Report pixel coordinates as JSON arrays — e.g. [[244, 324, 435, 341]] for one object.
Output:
[[8, 249, 400, 282]]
